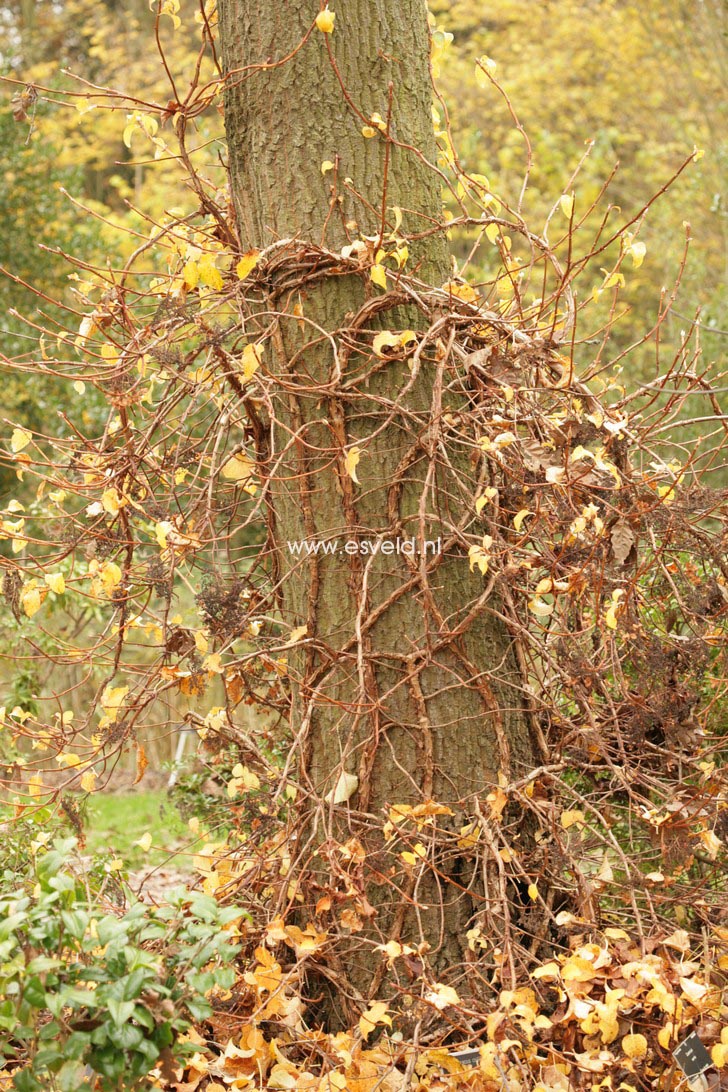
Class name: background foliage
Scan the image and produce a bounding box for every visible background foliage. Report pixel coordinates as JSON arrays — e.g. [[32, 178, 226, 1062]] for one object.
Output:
[[0, 1, 726, 1090]]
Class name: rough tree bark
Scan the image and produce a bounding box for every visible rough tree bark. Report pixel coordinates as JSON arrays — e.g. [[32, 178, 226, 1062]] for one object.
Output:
[[219, 0, 539, 1006]]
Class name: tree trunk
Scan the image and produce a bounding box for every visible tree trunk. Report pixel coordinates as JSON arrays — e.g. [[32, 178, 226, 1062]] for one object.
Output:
[[220, 0, 538, 1008]]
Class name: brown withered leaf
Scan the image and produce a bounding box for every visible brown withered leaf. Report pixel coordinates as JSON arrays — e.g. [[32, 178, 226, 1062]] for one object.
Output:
[[224, 670, 245, 705], [11, 85, 37, 123], [610, 518, 636, 566], [179, 671, 209, 696], [133, 744, 149, 785], [466, 345, 522, 389]]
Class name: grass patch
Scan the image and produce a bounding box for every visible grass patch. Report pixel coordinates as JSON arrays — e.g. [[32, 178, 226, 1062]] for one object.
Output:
[[85, 789, 190, 869]]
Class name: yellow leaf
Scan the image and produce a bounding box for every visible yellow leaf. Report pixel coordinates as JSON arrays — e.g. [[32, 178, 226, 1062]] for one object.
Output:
[[203, 652, 223, 673], [622, 1034, 648, 1060], [372, 330, 399, 357], [89, 559, 123, 598], [712, 1043, 727, 1068], [324, 1076, 348, 1092], [28, 774, 44, 798], [282, 923, 328, 957], [627, 241, 646, 268], [528, 883, 539, 901], [487, 786, 508, 820], [284, 624, 308, 646], [377, 940, 404, 962], [100, 343, 118, 363], [10, 428, 32, 453], [80, 769, 97, 793], [99, 685, 128, 726], [370, 263, 387, 288], [359, 1001, 392, 1039], [657, 483, 676, 503], [545, 466, 565, 484], [182, 259, 199, 289], [77, 315, 97, 344], [604, 271, 626, 290], [699, 829, 722, 859], [325, 770, 359, 804], [198, 255, 223, 290], [468, 535, 493, 576], [220, 452, 256, 487], [155, 521, 173, 549], [57, 752, 82, 769], [268, 1065, 299, 1091], [372, 329, 416, 357], [444, 278, 479, 303], [561, 809, 585, 829], [228, 764, 261, 795], [469, 172, 490, 192], [101, 487, 122, 516], [485, 222, 500, 244], [315, 8, 335, 33], [476, 55, 497, 79], [595, 853, 614, 883], [321, 159, 335, 174], [392, 243, 409, 268], [604, 588, 625, 631], [531, 962, 561, 980], [344, 445, 362, 483], [513, 508, 531, 532], [241, 342, 262, 381], [236, 249, 260, 281], [680, 976, 708, 1004], [560, 193, 574, 219], [122, 115, 139, 148], [657, 1026, 674, 1050], [562, 955, 599, 982], [425, 983, 460, 1010], [361, 125, 377, 138], [134, 832, 152, 852], [20, 582, 46, 617], [44, 573, 65, 595]]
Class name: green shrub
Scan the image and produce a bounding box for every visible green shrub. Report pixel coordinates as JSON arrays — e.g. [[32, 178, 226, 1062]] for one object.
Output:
[[0, 836, 246, 1091]]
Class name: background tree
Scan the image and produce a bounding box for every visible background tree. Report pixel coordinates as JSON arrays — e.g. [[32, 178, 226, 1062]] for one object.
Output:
[[430, 0, 727, 373]]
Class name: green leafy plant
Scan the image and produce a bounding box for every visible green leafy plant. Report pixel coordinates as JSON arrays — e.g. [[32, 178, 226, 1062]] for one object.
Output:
[[0, 836, 246, 1091]]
